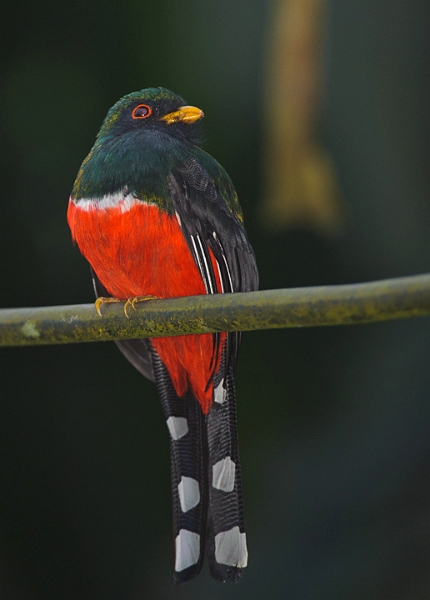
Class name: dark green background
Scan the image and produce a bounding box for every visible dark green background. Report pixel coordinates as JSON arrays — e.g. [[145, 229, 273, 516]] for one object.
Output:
[[1, 1, 430, 598]]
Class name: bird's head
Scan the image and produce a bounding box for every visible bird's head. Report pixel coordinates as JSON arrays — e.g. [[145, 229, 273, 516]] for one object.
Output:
[[96, 87, 204, 146]]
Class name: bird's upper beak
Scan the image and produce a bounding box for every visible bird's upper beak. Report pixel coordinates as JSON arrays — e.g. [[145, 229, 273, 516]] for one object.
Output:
[[160, 105, 204, 125]]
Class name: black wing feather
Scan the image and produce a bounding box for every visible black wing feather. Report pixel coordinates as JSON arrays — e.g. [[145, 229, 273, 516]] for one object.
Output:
[[168, 158, 258, 371]]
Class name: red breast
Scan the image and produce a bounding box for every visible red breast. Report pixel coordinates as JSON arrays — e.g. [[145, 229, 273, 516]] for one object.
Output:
[[68, 199, 226, 413]]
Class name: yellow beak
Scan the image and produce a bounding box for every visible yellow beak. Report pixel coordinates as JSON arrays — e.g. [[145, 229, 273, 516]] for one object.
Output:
[[160, 105, 204, 125]]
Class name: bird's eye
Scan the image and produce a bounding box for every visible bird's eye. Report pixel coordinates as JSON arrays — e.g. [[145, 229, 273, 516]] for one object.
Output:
[[132, 104, 152, 119]]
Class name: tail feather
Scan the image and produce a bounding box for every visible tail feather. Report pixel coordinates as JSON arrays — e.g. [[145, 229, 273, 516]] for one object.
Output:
[[150, 348, 207, 583], [151, 346, 247, 584], [206, 369, 247, 582]]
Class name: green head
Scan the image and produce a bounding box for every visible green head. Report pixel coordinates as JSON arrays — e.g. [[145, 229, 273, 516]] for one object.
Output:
[[72, 87, 241, 219], [96, 87, 204, 146], [72, 87, 206, 201]]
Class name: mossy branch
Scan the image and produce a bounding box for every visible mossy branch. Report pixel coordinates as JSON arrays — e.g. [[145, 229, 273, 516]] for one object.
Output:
[[1, 273, 430, 347]]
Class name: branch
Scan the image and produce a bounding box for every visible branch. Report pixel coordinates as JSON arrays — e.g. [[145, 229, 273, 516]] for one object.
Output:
[[1, 273, 430, 347]]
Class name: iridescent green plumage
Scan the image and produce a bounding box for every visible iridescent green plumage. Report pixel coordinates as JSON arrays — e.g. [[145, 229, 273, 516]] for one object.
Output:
[[72, 87, 243, 219]]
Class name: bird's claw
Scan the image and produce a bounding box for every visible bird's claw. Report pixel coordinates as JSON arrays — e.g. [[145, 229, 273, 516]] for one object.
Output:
[[95, 295, 159, 318], [95, 296, 123, 317], [123, 295, 159, 317]]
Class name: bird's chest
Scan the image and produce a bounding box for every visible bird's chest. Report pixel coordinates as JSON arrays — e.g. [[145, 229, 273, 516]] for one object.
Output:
[[67, 197, 206, 299]]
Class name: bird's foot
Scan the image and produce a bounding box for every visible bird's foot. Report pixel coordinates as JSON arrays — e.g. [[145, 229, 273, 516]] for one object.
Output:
[[95, 296, 123, 317], [95, 295, 159, 317], [123, 295, 159, 317]]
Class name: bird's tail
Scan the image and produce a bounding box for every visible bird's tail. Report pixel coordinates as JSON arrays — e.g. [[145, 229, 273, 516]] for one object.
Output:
[[151, 350, 247, 583], [205, 368, 247, 582], [151, 349, 206, 583]]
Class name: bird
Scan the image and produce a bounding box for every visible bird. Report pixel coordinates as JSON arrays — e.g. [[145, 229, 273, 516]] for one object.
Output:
[[67, 87, 258, 583]]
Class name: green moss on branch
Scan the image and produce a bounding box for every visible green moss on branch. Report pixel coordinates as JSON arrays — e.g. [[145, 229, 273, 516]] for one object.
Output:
[[1, 273, 430, 347]]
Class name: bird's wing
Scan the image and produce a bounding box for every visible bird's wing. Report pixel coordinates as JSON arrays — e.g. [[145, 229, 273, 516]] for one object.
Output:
[[168, 157, 259, 371]]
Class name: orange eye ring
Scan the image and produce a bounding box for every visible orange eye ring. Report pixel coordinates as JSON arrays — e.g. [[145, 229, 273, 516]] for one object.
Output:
[[132, 104, 152, 119]]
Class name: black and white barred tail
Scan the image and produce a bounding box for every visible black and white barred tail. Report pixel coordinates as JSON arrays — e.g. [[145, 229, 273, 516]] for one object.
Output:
[[151, 348, 247, 584]]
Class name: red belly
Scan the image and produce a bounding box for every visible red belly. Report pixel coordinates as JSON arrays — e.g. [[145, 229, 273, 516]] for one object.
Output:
[[67, 200, 225, 413]]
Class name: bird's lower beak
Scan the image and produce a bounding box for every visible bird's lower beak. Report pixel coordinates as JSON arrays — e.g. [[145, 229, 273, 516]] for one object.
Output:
[[161, 106, 204, 125]]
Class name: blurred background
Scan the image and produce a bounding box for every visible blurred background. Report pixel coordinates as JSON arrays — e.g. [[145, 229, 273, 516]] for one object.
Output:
[[1, 0, 430, 598]]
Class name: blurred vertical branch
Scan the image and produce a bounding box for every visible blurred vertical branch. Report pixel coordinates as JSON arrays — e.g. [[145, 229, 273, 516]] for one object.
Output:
[[261, 0, 344, 235]]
